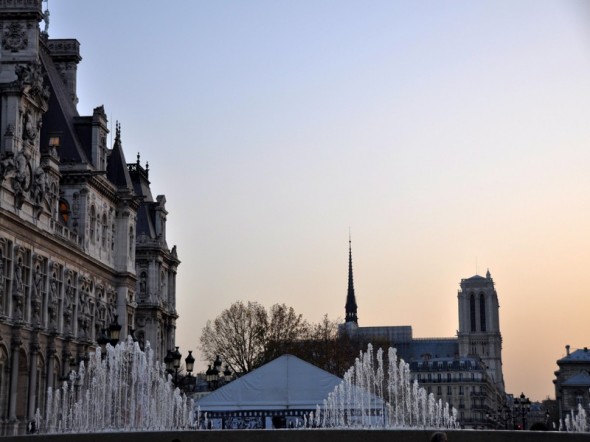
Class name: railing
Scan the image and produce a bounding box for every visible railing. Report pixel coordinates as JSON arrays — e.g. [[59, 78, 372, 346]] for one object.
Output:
[[50, 219, 83, 248], [413, 378, 486, 384]]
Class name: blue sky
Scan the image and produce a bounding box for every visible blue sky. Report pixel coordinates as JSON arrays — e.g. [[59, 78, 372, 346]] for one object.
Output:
[[48, 0, 590, 401]]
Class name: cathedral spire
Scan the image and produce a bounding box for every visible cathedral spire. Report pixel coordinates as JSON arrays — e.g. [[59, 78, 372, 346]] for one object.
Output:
[[345, 234, 358, 324]]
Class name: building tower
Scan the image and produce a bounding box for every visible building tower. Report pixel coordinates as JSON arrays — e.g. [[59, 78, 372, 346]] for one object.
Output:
[[344, 237, 358, 326], [457, 270, 505, 392]]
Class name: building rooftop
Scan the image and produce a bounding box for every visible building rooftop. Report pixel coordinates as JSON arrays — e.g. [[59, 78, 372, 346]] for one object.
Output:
[[558, 347, 590, 363]]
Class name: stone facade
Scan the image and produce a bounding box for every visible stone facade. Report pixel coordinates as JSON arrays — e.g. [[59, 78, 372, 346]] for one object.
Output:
[[0, 1, 179, 434]]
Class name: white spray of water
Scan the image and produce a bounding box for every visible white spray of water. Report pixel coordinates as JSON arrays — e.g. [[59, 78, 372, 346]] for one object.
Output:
[[316, 345, 459, 429], [39, 337, 194, 433]]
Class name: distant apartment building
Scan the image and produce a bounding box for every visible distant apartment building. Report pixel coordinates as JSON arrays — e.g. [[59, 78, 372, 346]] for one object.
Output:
[[554, 345, 590, 422]]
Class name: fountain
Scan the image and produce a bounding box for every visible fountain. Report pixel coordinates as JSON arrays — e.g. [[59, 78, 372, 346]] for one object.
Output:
[[314, 344, 459, 430], [38, 337, 194, 433]]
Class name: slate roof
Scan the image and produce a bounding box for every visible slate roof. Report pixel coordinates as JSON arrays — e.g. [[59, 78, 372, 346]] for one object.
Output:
[[558, 348, 590, 363], [401, 338, 460, 362], [562, 371, 590, 387], [40, 48, 90, 166]]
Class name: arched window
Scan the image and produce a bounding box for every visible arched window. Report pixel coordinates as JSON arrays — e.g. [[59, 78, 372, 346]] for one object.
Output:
[[469, 293, 476, 332], [479, 294, 486, 332]]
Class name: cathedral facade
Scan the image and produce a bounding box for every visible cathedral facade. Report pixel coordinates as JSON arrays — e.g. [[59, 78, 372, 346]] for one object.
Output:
[[0, 1, 179, 433], [341, 241, 506, 428]]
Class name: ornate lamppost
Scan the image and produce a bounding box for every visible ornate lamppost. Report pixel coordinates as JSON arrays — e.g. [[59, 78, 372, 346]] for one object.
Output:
[[96, 315, 122, 358], [165, 346, 182, 385], [206, 355, 232, 390], [517, 392, 531, 430], [109, 315, 122, 347], [183, 350, 195, 392]]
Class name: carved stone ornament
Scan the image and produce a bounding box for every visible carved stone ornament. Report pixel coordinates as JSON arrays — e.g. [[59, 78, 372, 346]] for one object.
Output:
[[22, 111, 37, 141], [2, 22, 27, 52], [15, 62, 50, 107], [11, 150, 31, 209], [0, 151, 15, 185]]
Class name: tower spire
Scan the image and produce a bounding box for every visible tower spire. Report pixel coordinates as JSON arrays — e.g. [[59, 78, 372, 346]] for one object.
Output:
[[345, 233, 358, 324]]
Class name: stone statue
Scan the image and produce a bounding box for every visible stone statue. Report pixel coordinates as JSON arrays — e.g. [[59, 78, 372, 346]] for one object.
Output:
[[32, 268, 42, 301], [30, 166, 46, 206], [13, 261, 23, 294], [49, 278, 57, 304]]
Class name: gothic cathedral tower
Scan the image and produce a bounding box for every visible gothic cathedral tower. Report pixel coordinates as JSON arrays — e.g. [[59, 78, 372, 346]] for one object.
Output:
[[457, 270, 505, 392]]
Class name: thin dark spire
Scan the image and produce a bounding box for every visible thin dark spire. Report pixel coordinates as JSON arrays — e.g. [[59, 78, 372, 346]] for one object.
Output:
[[345, 234, 358, 324]]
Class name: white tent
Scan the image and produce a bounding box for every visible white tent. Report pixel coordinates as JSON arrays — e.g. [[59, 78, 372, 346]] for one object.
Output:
[[196, 354, 343, 412]]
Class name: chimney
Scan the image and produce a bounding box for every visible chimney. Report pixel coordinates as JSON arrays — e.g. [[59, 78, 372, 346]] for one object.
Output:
[[566, 345, 570, 356], [47, 39, 82, 107]]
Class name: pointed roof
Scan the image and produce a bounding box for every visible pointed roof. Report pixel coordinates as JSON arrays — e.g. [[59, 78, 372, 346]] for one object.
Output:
[[106, 122, 133, 191], [196, 355, 344, 411], [40, 49, 91, 166], [345, 236, 358, 324]]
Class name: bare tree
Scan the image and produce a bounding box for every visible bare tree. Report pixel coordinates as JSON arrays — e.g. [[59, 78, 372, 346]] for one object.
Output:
[[200, 302, 359, 377], [200, 300, 267, 374], [260, 303, 310, 362]]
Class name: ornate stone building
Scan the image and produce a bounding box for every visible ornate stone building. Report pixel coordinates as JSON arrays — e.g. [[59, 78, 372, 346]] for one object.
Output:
[[0, 0, 179, 433], [341, 241, 506, 428]]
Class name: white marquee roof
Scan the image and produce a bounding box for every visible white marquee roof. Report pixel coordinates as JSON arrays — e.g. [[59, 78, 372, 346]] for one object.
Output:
[[195, 354, 344, 411]]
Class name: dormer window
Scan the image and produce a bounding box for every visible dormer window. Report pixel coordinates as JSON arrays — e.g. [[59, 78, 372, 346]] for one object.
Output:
[[49, 136, 60, 148]]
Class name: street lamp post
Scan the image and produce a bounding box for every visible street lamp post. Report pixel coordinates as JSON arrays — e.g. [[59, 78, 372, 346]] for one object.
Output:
[[517, 392, 531, 430], [165, 347, 182, 385], [109, 315, 122, 347], [172, 347, 182, 384], [206, 355, 233, 390], [183, 350, 195, 392], [164, 346, 196, 390], [96, 316, 121, 358]]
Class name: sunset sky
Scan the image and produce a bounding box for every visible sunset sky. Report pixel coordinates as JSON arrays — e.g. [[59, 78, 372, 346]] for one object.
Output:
[[49, 0, 590, 401]]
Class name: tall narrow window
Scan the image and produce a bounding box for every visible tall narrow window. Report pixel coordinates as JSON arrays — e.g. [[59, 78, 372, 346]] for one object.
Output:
[[101, 214, 107, 247], [90, 206, 96, 242], [129, 227, 134, 255], [469, 293, 476, 332], [479, 294, 486, 332]]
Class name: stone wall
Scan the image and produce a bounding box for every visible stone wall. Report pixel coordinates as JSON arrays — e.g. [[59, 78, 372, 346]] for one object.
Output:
[[4, 430, 590, 442]]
